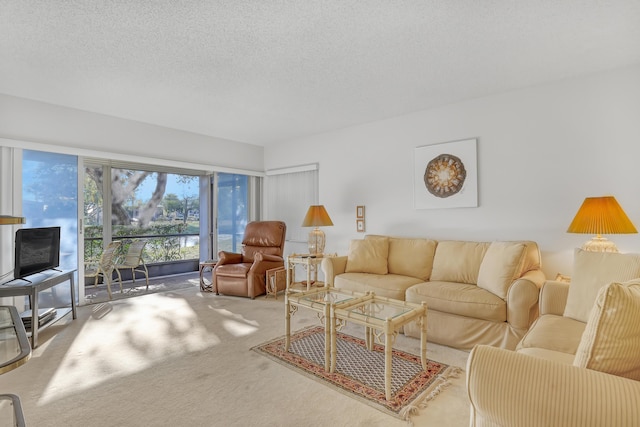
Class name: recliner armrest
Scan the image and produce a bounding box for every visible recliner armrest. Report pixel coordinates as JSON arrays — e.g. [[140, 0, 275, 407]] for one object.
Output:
[[217, 251, 243, 265], [467, 345, 640, 427], [253, 253, 284, 263]]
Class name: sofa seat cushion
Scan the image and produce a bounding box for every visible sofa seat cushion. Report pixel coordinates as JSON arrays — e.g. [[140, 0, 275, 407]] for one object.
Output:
[[215, 263, 251, 277], [516, 314, 586, 356], [406, 281, 506, 322], [334, 273, 422, 301]]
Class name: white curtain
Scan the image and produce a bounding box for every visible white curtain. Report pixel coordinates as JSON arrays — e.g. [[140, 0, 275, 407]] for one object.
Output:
[[265, 164, 318, 242]]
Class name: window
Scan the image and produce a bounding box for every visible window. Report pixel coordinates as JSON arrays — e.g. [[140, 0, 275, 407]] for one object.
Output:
[[266, 165, 318, 242], [22, 149, 79, 301], [83, 162, 203, 274], [216, 173, 248, 253]]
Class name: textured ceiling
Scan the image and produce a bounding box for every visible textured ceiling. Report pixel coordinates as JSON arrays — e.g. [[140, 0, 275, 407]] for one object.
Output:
[[1, 1, 640, 146]]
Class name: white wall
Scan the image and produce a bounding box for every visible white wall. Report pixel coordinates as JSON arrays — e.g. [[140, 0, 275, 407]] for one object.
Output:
[[265, 64, 640, 279], [0, 94, 263, 171]]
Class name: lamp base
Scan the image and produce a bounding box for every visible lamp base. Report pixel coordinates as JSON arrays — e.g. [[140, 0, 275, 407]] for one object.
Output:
[[308, 228, 325, 255], [582, 236, 619, 253]]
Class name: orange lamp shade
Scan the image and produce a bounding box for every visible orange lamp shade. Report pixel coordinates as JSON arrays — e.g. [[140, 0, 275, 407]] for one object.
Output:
[[567, 196, 637, 235]]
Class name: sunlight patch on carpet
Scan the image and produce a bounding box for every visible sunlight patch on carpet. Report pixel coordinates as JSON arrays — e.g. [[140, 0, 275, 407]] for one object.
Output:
[[39, 293, 221, 405], [252, 326, 462, 422]]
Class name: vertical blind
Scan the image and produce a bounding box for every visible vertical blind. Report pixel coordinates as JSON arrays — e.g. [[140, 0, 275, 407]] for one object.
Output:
[[266, 164, 318, 242]]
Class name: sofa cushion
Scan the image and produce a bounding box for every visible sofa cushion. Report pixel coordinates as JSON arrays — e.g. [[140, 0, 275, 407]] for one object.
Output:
[[430, 241, 489, 285], [335, 273, 423, 300], [386, 237, 437, 281], [564, 249, 640, 322], [477, 242, 526, 299], [345, 238, 389, 275], [573, 281, 640, 380], [516, 314, 586, 356], [406, 281, 506, 322]]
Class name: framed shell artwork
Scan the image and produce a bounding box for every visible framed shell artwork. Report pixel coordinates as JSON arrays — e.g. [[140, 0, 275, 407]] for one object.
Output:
[[414, 139, 478, 209]]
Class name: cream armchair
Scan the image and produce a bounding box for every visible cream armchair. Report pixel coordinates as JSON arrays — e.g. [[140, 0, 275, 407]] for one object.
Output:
[[466, 344, 640, 427], [466, 249, 640, 427]]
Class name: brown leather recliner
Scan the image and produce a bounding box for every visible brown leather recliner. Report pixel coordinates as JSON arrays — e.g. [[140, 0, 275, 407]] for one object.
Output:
[[213, 221, 286, 299]]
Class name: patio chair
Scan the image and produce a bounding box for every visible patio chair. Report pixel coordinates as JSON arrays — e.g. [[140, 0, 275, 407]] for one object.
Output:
[[115, 240, 149, 290], [84, 240, 123, 300]]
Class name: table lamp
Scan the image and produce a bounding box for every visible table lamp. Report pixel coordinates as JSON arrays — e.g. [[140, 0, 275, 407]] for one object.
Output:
[[301, 205, 333, 255], [567, 196, 637, 253]]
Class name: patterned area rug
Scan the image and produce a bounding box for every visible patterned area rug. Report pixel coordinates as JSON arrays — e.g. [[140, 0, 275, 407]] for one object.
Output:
[[252, 326, 461, 421]]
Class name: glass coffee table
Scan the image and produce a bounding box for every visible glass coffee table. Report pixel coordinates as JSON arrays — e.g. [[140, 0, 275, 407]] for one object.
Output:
[[332, 293, 427, 401], [285, 287, 363, 371]]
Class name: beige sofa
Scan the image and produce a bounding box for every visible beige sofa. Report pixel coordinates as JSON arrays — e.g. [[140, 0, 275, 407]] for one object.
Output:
[[321, 235, 545, 350], [466, 249, 640, 426]]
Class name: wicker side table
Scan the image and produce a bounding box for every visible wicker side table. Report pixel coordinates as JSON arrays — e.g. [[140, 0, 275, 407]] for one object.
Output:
[[199, 260, 217, 292]]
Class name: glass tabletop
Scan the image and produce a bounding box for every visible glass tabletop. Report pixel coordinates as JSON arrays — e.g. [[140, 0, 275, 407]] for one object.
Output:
[[340, 299, 416, 321], [300, 289, 357, 305]]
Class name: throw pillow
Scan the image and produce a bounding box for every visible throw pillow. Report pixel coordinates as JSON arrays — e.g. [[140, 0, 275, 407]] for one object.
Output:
[[430, 241, 488, 285], [345, 238, 389, 275], [564, 249, 640, 322], [573, 280, 640, 381], [477, 242, 526, 299]]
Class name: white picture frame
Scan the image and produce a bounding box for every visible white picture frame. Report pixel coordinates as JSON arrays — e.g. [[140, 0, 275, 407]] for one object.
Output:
[[414, 138, 478, 209]]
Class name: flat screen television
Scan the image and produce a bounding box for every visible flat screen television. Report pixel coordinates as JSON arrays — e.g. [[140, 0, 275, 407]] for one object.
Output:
[[14, 226, 61, 279]]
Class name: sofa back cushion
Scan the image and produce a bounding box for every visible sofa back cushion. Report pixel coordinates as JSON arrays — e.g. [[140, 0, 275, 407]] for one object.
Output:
[[345, 238, 389, 274], [573, 280, 640, 380], [477, 242, 527, 299], [430, 241, 489, 285], [564, 249, 640, 322], [385, 237, 437, 281]]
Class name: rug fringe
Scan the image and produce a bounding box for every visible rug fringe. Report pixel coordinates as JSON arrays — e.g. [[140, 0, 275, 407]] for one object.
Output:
[[398, 366, 463, 424]]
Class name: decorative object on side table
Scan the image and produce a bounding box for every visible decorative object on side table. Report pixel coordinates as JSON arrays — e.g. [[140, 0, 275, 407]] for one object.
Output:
[[567, 196, 637, 253], [301, 205, 333, 255]]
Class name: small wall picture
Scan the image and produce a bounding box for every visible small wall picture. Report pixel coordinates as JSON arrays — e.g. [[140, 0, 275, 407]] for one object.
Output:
[[356, 205, 365, 219], [356, 219, 365, 232]]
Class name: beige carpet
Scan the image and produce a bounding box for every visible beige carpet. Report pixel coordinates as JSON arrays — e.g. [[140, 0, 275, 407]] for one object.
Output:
[[1, 283, 470, 426]]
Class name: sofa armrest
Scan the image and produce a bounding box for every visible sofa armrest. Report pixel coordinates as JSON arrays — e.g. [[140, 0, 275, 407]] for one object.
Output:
[[467, 345, 640, 427], [539, 280, 570, 316], [321, 256, 348, 287], [506, 276, 540, 330]]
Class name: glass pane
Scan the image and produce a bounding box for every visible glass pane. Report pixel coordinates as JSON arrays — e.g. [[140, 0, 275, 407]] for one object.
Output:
[[84, 167, 201, 263], [22, 150, 78, 303], [217, 173, 248, 253], [83, 165, 103, 261]]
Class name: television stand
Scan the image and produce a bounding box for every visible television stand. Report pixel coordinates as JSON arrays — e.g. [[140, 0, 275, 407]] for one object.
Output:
[[0, 269, 77, 348]]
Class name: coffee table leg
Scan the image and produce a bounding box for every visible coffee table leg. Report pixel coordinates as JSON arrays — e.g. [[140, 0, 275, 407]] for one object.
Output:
[[324, 303, 330, 372], [285, 298, 291, 351], [385, 325, 393, 401], [420, 312, 427, 370], [330, 314, 337, 373]]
